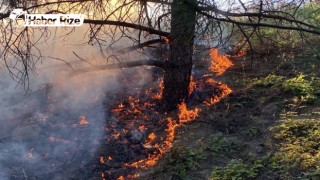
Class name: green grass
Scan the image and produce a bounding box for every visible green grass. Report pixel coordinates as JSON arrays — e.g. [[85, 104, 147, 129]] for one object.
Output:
[[166, 147, 206, 179], [211, 159, 263, 180], [250, 73, 320, 104], [269, 118, 320, 179]]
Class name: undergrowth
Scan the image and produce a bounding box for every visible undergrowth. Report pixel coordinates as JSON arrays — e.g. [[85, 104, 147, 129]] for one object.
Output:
[[269, 118, 320, 179], [211, 159, 263, 180], [250, 74, 320, 104]]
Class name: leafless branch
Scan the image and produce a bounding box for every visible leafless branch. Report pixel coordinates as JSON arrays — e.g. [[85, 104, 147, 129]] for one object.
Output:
[[70, 59, 166, 77], [84, 19, 169, 37]]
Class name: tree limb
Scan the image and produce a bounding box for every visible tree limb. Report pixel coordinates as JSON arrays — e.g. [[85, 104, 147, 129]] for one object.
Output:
[[196, 10, 320, 35], [70, 59, 166, 77], [83, 19, 170, 37]]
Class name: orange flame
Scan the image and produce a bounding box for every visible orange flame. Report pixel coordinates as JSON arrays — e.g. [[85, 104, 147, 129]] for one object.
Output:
[[79, 116, 89, 125], [117, 176, 125, 180], [148, 132, 156, 141], [118, 103, 124, 108], [127, 105, 199, 169], [139, 125, 146, 130], [112, 132, 121, 139], [189, 76, 196, 97], [101, 172, 106, 180], [127, 173, 140, 178], [235, 50, 245, 57], [204, 78, 233, 106], [209, 48, 233, 76], [126, 117, 178, 169], [100, 155, 105, 164], [178, 102, 200, 123], [163, 37, 169, 44], [153, 80, 164, 100]]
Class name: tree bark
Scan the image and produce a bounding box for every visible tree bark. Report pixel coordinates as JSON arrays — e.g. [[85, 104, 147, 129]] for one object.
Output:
[[162, 0, 197, 110]]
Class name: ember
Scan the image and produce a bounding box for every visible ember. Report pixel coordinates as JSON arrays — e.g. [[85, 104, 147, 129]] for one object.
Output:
[[100, 155, 105, 164], [153, 80, 164, 100], [27, 148, 34, 159], [148, 132, 156, 141], [79, 116, 89, 125], [189, 76, 196, 97], [101, 172, 106, 180]]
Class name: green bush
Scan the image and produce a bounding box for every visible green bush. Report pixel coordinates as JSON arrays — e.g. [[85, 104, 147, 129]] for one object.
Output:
[[283, 74, 313, 98], [251, 74, 320, 104]]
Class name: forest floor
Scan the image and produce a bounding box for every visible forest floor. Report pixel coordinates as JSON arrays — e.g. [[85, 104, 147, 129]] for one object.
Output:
[[137, 49, 320, 180]]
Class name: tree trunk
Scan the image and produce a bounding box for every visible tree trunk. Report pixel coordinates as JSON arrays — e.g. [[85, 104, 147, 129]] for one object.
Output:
[[162, 0, 197, 110]]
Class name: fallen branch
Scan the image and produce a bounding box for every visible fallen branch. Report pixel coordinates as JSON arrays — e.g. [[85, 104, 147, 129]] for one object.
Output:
[[70, 59, 166, 77]]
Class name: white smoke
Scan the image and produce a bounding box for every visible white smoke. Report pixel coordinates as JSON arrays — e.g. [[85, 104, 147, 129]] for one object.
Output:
[[0, 24, 152, 178]]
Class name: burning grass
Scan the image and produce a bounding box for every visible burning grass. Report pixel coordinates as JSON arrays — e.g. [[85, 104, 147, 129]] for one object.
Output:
[[96, 49, 235, 179], [209, 48, 234, 76], [0, 47, 237, 180], [0, 48, 234, 180]]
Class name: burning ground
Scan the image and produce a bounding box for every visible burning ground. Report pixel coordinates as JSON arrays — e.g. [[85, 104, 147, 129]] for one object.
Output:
[[77, 48, 234, 179], [4, 44, 318, 180], [0, 46, 234, 179]]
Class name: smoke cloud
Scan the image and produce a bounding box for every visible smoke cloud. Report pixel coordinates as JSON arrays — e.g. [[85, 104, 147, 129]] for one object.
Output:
[[0, 25, 152, 179]]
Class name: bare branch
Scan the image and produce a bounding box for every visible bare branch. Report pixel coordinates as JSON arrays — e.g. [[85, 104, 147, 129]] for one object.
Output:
[[196, 9, 320, 35], [70, 59, 166, 77], [84, 19, 169, 37]]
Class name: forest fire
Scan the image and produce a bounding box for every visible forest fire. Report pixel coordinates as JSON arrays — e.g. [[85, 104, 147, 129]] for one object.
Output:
[[1, 0, 314, 178], [0, 47, 233, 180], [97, 48, 235, 179]]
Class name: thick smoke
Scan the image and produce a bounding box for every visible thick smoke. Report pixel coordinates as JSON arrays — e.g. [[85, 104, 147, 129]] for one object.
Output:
[[0, 25, 152, 179]]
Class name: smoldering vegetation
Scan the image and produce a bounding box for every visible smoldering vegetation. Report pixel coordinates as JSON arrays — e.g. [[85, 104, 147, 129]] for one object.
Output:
[[0, 25, 155, 179]]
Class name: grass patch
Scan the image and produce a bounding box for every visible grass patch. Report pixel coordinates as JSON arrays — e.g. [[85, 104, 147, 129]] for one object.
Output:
[[211, 159, 263, 180], [161, 135, 241, 179], [269, 118, 320, 179], [209, 135, 239, 157], [250, 74, 320, 104], [165, 147, 206, 179]]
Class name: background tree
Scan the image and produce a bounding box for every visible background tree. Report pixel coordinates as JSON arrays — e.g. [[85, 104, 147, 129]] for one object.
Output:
[[1, 0, 320, 110]]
